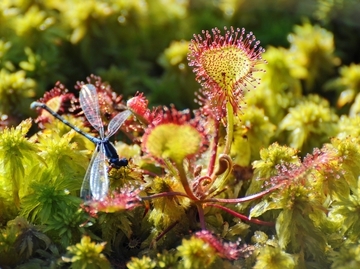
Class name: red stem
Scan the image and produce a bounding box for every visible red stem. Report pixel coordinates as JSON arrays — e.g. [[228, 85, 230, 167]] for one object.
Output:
[[204, 203, 274, 226], [203, 183, 284, 203], [141, 191, 189, 201], [155, 220, 179, 242], [175, 161, 199, 201]]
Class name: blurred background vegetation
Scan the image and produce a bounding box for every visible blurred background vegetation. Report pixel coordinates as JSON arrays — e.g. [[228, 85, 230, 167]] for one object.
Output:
[[1, 1, 360, 267], [0, 0, 359, 126]]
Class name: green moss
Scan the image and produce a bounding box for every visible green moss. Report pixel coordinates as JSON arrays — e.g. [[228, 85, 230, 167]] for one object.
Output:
[[63, 236, 111, 269], [0, 119, 40, 208], [1, 1, 360, 268], [329, 241, 360, 269], [177, 236, 217, 269], [287, 22, 340, 91], [279, 94, 338, 152], [253, 245, 296, 269]]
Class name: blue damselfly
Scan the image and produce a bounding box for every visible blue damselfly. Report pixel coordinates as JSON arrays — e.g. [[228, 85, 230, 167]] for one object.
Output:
[[31, 84, 131, 201]]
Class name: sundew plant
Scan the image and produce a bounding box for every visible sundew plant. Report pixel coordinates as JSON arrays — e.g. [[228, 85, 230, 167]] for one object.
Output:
[[1, 6, 360, 269]]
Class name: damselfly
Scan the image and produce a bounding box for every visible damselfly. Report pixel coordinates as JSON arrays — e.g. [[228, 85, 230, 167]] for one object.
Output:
[[31, 84, 132, 201]]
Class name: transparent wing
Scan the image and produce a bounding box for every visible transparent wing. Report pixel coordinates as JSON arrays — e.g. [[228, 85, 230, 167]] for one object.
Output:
[[80, 84, 105, 138], [80, 144, 99, 201], [106, 110, 132, 138], [80, 144, 109, 201], [89, 144, 109, 201]]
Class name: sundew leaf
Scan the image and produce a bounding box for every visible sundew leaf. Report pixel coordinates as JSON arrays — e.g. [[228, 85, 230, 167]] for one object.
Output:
[[145, 123, 201, 164]]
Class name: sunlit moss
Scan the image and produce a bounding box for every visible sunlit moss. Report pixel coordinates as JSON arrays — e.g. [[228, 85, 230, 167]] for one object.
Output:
[[148, 176, 190, 228], [287, 22, 340, 91], [337, 115, 360, 139], [158, 40, 190, 71], [177, 236, 217, 269], [63, 236, 110, 269], [0, 119, 40, 208], [12, 6, 54, 39], [253, 245, 296, 269], [328, 241, 360, 269], [0, 40, 12, 69], [252, 143, 299, 180], [231, 106, 276, 166], [20, 171, 82, 223], [1, 2, 360, 268], [0, 69, 36, 115], [246, 46, 302, 123], [279, 94, 338, 151], [127, 255, 156, 269], [326, 63, 360, 108], [330, 137, 360, 189], [35, 130, 89, 177]]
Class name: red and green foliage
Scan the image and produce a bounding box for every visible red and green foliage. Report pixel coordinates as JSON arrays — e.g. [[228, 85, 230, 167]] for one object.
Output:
[[1, 1, 360, 268]]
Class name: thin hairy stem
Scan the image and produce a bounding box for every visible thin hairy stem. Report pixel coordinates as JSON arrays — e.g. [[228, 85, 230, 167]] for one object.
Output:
[[203, 183, 285, 203], [208, 119, 220, 177], [223, 101, 234, 155], [175, 161, 199, 201]]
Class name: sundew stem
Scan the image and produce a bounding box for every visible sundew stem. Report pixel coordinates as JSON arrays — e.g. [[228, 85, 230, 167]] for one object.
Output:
[[203, 182, 285, 203], [141, 191, 189, 201], [223, 101, 234, 155], [175, 161, 199, 201], [208, 119, 220, 177], [196, 204, 206, 230], [204, 203, 274, 226], [164, 158, 180, 177]]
